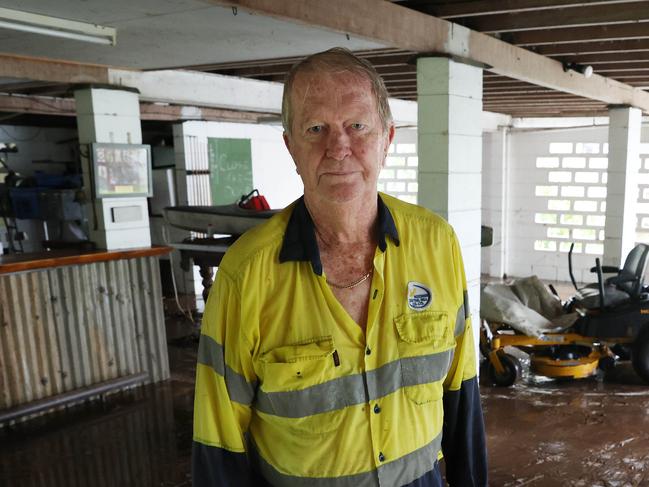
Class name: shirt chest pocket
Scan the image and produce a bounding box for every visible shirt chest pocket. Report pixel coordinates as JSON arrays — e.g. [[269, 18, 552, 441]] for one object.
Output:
[[257, 336, 344, 434], [395, 311, 455, 405]]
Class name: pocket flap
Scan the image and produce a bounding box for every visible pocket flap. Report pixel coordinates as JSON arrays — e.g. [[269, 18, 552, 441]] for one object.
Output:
[[260, 336, 335, 364], [395, 311, 452, 345]]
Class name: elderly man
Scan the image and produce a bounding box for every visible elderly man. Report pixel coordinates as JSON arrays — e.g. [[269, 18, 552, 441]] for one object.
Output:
[[192, 47, 487, 486]]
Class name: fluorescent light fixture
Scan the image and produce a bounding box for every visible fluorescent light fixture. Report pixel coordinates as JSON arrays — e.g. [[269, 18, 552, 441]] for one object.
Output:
[[0, 7, 116, 45]]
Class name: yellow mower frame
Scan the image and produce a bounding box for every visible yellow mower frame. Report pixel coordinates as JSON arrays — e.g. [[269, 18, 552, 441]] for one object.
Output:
[[480, 320, 630, 386]]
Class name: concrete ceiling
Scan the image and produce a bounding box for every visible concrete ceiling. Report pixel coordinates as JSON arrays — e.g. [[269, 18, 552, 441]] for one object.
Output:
[[0, 0, 386, 69]]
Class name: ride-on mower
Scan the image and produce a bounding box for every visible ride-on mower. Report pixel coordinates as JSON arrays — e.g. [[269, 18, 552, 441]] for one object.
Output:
[[480, 243, 649, 386]]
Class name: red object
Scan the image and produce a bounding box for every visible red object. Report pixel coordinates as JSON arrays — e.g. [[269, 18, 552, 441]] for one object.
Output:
[[238, 189, 270, 211]]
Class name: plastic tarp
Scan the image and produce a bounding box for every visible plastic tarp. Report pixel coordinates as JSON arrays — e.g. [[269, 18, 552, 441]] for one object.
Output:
[[480, 276, 579, 337]]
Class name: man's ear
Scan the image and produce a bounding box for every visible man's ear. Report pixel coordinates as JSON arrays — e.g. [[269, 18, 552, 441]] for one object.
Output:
[[386, 124, 395, 149], [381, 124, 396, 167], [283, 132, 299, 174], [283, 132, 291, 152]]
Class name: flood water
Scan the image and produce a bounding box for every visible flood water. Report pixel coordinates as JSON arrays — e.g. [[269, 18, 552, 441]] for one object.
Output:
[[2, 332, 649, 486]]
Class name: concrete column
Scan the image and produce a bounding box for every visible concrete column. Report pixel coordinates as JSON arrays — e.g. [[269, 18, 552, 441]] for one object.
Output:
[[416, 57, 483, 349], [603, 106, 642, 266], [74, 86, 151, 250], [169, 122, 201, 298], [481, 127, 509, 279]]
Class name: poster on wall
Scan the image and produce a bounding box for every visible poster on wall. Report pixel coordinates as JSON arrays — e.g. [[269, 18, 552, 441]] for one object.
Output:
[[91, 143, 152, 198], [207, 138, 253, 205]]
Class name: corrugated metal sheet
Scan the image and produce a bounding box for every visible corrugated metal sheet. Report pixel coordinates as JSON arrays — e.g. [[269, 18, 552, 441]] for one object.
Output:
[[0, 256, 169, 410]]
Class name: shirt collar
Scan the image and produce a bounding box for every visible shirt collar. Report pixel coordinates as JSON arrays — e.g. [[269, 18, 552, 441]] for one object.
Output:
[[278, 195, 400, 275]]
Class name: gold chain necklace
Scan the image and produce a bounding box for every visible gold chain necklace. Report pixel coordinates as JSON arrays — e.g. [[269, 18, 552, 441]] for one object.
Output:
[[326, 269, 373, 290]]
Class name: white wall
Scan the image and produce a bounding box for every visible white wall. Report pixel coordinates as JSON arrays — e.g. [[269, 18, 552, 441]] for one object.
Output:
[[174, 121, 302, 208], [379, 128, 419, 204], [481, 122, 649, 284], [0, 125, 78, 176], [0, 125, 78, 253], [165, 120, 303, 300]]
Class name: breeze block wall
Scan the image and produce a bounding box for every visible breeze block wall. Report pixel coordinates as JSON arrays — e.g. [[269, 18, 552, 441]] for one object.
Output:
[[502, 124, 649, 284]]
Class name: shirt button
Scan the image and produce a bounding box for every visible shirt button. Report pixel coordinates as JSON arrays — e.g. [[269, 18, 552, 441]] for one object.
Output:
[[373, 404, 381, 414], [365, 347, 372, 355], [378, 452, 385, 462]]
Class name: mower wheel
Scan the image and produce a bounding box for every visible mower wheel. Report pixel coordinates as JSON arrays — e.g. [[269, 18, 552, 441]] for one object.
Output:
[[632, 327, 649, 384], [487, 353, 522, 387], [479, 336, 491, 360], [597, 356, 616, 372], [479, 321, 492, 360]]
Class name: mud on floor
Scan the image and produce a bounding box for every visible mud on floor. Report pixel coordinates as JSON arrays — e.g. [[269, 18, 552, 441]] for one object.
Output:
[[483, 361, 649, 486], [2, 312, 649, 487]]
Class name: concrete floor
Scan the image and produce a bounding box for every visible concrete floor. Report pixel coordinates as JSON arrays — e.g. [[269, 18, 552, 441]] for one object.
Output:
[[2, 311, 649, 487]]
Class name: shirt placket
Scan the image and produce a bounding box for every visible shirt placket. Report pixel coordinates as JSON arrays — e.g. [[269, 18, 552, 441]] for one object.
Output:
[[364, 250, 390, 485]]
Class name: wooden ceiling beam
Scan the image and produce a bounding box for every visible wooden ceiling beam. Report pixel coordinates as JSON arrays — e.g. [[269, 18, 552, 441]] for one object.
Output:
[[398, 0, 642, 18], [383, 78, 417, 86], [0, 53, 110, 85], [0, 93, 266, 122], [511, 23, 649, 45], [484, 88, 565, 95], [184, 49, 415, 72], [458, 3, 649, 33], [587, 61, 649, 70], [596, 67, 649, 74], [0, 80, 64, 93], [558, 51, 649, 63], [209, 0, 649, 112], [203, 52, 416, 77], [485, 93, 593, 100], [533, 39, 649, 55]]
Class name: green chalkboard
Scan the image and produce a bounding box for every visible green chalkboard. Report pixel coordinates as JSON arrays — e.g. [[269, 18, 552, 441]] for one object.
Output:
[[207, 138, 253, 205]]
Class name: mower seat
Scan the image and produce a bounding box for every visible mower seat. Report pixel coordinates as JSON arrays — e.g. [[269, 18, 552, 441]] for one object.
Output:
[[575, 243, 649, 309]]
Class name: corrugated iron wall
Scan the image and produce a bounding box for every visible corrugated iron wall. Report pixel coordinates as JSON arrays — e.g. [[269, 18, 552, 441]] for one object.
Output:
[[0, 256, 169, 410]]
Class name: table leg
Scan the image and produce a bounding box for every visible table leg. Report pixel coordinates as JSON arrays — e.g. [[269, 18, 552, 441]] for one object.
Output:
[[199, 265, 214, 304]]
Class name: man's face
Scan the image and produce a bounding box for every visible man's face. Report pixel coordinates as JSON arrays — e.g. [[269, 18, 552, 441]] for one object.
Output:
[[284, 71, 394, 205]]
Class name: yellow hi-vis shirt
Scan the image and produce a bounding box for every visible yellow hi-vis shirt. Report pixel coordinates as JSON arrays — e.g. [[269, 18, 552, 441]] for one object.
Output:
[[193, 193, 486, 487]]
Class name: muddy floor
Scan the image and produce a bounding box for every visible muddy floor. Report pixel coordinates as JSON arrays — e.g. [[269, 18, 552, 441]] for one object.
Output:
[[483, 362, 649, 487], [2, 315, 649, 486]]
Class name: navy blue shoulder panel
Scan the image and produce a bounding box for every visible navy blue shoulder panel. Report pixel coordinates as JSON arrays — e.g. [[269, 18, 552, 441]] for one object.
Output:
[[442, 376, 488, 487], [192, 442, 269, 487]]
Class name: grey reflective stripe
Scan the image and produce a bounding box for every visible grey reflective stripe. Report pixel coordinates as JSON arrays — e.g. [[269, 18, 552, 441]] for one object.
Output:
[[255, 349, 453, 418], [455, 302, 466, 337], [378, 431, 443, 486], [198, 334, 225, 375], [399, 351, 453, 387], [464, 290, 470, 317], [256, 373, 366, 418], [198, 334, 257, 406], [248, 431, 442, 487]]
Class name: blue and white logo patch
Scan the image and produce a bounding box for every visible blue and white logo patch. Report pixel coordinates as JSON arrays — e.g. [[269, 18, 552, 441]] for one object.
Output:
[[407, 281, 432, 310]]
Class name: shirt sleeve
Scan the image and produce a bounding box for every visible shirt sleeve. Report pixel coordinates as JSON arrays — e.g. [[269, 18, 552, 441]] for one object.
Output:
[[192, 268, 258, 487], [441, 232, 488, 487]]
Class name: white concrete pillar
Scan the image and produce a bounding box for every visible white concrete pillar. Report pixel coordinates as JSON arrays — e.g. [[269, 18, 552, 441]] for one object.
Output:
[[416, 57, 483, 351], [169, 122, 201, 297], [481, 127, 509, 279], [603, 106, 642, 266], [74, 86, 151, 249]]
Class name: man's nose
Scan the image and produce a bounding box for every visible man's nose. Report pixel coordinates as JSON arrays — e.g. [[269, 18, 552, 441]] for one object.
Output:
[[325, 128, 352, 160]]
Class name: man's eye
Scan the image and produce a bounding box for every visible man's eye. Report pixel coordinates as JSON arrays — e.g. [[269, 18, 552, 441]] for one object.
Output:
[[351, 123, 365, 130], [307, 126, 323, 134]]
